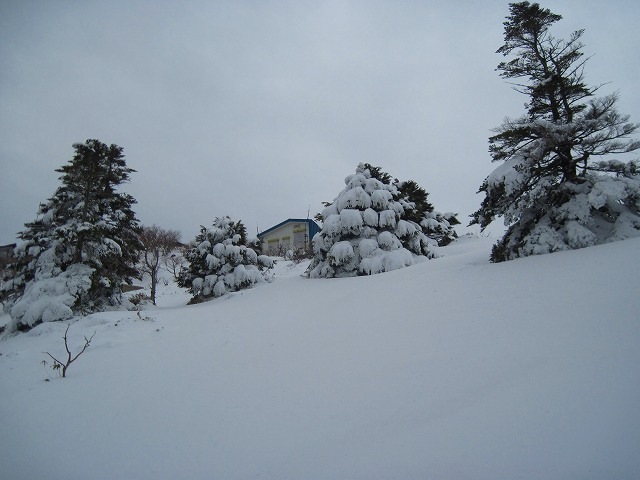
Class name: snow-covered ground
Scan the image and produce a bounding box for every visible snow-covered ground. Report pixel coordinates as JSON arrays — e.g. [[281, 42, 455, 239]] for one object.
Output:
[[1, 235, 639, 479]]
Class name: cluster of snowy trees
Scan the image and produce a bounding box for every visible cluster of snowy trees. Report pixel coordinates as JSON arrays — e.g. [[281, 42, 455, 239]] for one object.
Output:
[[2, 2, 639, 332], [0, 141, 274, 331]]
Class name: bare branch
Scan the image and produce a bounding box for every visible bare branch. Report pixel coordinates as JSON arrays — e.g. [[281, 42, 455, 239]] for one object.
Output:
[[42, 324, 96, 378], [138, 225, 182, 304]]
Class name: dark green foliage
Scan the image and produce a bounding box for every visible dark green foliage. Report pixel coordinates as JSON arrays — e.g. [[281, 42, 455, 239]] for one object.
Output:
[[53, 140, 142, 304], [396, 180, 434, 225], [496, 2, 590, 122], [362, 163, 393, 185], [396, 179, 458, 246]]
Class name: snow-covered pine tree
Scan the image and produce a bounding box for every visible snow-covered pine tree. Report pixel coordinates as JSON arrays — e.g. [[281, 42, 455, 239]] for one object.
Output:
[[177, 216, 273, 303], [307, 164, 440, 278], [470, 2, 640, 262], [0, 139, 142, 332], [356, 165, 459, 245], [396, 180, 460, 246]]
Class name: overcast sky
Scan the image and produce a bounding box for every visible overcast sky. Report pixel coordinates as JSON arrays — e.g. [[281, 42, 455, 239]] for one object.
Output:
[[1, 0, 639, 245]]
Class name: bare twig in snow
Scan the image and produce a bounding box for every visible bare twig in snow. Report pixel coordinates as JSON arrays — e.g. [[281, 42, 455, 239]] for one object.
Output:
[[43, 324, 96, 378]]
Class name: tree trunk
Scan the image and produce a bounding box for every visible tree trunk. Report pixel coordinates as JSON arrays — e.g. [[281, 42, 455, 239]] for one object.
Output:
[[150, 269, 157, 305], [559, 146, 577, 182]]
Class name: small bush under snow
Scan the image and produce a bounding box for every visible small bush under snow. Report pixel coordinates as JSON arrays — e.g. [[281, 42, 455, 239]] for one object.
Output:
[[178, 216, 273, 303], [5, 262, 94, 332]]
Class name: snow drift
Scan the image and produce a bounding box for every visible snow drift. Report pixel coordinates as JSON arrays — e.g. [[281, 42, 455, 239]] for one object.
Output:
[[0, 236, 639, 479]]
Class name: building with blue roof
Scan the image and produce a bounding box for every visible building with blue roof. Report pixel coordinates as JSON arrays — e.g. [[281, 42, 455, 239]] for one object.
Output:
[[257, 219, 321, 255]]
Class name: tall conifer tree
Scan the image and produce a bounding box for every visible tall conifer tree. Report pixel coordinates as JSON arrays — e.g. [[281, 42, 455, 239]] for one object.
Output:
[[1, 139, 142, 331], [471, 2, 640, 261]]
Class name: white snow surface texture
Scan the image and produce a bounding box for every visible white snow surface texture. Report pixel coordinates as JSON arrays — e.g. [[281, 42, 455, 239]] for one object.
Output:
[[1, 236, 639, 479]]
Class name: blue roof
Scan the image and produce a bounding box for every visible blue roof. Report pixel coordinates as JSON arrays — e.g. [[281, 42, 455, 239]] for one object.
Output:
[[257, 218, 321, 239]]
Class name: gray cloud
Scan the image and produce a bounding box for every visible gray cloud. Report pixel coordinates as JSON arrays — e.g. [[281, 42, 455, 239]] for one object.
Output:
[[1, 0, 639, 244]]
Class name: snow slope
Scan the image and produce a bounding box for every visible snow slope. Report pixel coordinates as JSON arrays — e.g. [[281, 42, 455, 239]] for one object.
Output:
[[1, 236, 639, 479]]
